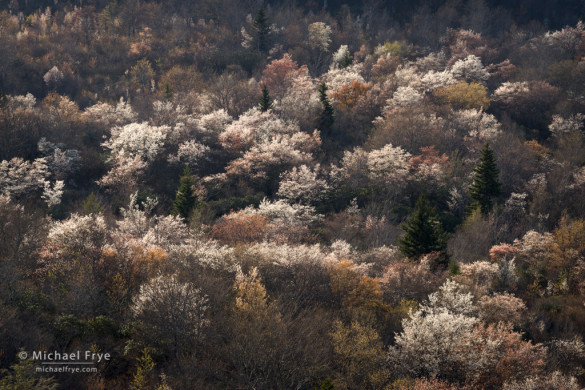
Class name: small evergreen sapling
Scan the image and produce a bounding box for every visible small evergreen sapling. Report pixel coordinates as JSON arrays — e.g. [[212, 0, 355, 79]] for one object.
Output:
[[172, 165, 197, 221], [259, 84, 273, 112], [318, 82, 334, 134]]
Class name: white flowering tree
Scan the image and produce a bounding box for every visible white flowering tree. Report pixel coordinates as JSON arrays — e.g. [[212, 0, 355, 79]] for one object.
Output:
[[41, 180, 64, 207], [330, 147, 370, 190], [308, 22, 332, 73], [38, 212, 110, 315], [549, 113, 585, 137], [227, 198, 320, 243], [419, 70, 457, 92], [386, 86, 423, 108], [83, 98, 138, 128], [321, 64, 365, 93], [451, 108, 501, 152], [366, 143, 411, 186], [277, 70, 321, 130], [113, 192, 191, 252], [225, 130, 322, 181], [450, 55, 490, 82], [277, 164, 329, 204], [167, 140, 210, 169], [0, 157, 47, 196], [102, 122, 169, 163], [97, 154, 147, 196], [37, 138, 81, 180], [218, 108, 298, 153], [388, 280, 546, 385], [308, 22, 332, 52], [132, 274, 209, 356], [43, 66, 64, 90]]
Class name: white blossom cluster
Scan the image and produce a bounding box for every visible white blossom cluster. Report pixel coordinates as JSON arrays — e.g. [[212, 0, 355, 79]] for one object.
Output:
[[548, 113, 585, 136], [0, 157, 49, 197], [219, 108, 298, 152], [7, 93, 37, 110], [277, 72, 321, 127], [277, 164, 329, 204], [330, 45, 351, 69], [542, 21, 585, 53], [41, 180, 64, 207], [452, 109, 501, 141], [387, 279, 546, 384], [330, 144, 412, 189], [225, 130, 321, 179], [386, 86, 423, 108], [38, 138, 81, 180], [167, 140, 210, 168], [308, 22, 332, 51], [46, 213, 108, 256], [450, 55, 490, 82], [321, 64, 365, 92], [366, 143, 412, 185], [419, 70, 457, 92], [43, 66, 64, 86], [493, 81, 530, 104], [83, 98, 137, 128], [115, 192, 190, 251], [244, 198, 320, 226], [102, 122, 170, 162], [132, 274, 209, 345]]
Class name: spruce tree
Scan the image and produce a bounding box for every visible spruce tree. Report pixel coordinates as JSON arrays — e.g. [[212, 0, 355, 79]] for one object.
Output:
[[253, 6, 270, 52], [469, 142, 501, 215], [259, 84, 273, 112], [164, 83, 173, 101], [318, 82, 334, 133], [172, 165, 197, 221], [398, 193, 447, 259]]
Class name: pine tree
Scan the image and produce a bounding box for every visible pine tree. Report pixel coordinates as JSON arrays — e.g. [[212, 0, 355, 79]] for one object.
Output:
[[318, 82, 334, 133], [259, 84, 273, 112], [469, 142, 501, 215], [398, 193, 447, 259], [253, 6, 270, 52], [164, 82, 173, 101], [172, 165, 197, 221]]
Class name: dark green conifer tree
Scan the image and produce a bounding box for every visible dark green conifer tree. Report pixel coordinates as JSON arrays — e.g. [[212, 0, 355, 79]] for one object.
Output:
[[172, 165, 197, 221], [469, 142, 501, 215], [318, 82, 334, 133], [398, 193, 447, 259], [164, 83, 173, 101], [259, 84, 273, 112], [253, 6, 270, 52]]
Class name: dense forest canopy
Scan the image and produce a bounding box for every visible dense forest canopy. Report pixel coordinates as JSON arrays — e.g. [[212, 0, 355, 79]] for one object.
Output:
[[2, 0, 585, 388]]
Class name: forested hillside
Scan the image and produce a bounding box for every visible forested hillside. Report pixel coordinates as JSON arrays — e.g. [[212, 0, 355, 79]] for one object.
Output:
[[2, 0, 585, 389]]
